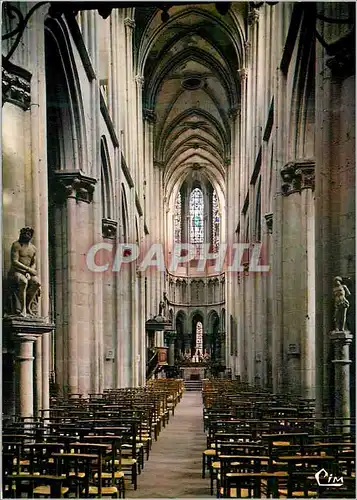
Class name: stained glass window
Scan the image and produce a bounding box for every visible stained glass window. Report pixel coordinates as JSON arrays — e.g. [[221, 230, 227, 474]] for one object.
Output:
[[196, 321, 203, 352], [190, 188, 204, 247], [212, 191, 220, 252], [174, 190, 182, 243]]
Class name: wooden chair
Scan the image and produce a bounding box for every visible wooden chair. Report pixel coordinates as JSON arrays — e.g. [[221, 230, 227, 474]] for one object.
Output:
[[5, 474, 68, 499]]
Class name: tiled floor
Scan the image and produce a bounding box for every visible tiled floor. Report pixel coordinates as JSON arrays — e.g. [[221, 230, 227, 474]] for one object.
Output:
[[128, 391, 210, 498]]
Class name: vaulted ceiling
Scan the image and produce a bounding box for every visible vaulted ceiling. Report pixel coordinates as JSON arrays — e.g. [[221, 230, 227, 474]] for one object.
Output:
[[135, 3, 245, 197]]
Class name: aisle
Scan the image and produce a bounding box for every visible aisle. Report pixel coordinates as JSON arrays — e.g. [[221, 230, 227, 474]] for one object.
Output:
[[128, 391, 209, 498]]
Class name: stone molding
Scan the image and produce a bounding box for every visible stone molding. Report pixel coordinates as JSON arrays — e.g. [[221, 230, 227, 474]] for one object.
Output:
[[54, 170, 97, 204], [281, 159, 315, 196], [2, 60, 31, 111], [102, 218, 118, 239]]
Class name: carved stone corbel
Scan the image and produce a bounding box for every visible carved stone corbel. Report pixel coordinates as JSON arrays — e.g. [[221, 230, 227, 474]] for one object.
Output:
[[2, 60, 31, 111], [102, 218, 118, 239], [264, 212, 273, 234]]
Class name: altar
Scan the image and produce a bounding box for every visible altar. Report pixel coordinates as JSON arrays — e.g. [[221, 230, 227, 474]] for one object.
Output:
[[182, 366, 206, 381]]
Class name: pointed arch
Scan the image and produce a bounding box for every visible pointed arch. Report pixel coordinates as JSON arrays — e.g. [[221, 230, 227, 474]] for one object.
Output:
[[45, 16, 88, 172]]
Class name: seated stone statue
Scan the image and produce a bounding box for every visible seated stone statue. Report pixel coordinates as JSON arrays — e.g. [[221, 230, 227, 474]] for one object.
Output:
[[6, 227, 41, 317]]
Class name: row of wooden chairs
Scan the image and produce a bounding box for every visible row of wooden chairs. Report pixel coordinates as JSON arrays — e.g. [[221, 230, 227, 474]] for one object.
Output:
[[201, 379, 355, 498], [2, 379, 184, 498]]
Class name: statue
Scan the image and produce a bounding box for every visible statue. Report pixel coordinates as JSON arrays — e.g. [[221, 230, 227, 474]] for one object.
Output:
[[333, 276, 351, 331], [158, 299, 167, 318], [6, 227, 41, 317]]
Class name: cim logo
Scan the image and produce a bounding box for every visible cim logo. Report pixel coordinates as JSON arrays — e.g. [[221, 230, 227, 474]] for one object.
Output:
[[315, 468, 344, 487]]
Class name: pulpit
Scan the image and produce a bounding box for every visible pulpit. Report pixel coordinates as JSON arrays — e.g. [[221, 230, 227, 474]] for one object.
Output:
[[157, 347, 168, 365]]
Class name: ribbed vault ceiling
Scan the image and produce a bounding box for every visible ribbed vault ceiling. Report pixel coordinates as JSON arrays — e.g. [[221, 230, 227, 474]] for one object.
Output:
[[136, 3, 244, 194]]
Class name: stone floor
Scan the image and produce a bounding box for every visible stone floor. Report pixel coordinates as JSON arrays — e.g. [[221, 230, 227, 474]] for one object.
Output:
[[127, 391, 211, 498]]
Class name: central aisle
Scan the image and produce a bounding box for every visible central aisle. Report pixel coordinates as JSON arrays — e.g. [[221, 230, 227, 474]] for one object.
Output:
[[128, 390, 209, 498]]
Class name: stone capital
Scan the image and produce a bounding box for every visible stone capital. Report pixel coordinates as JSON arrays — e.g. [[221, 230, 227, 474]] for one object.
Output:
[[143, 108, 156, 123], [281, 159, 315, 196], [228, 106, 240, 120], [238, 68, 248, 82], [124, 18, 135, 29], [102, 218, 118, 239], [135, 74, 145, 88], [248, 8, 259, 25], [2, 59, 31, 111], [54, 170, 97, 204]]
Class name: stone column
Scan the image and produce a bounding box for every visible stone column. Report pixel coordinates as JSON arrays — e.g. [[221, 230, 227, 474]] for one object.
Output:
[[330, 330, 353, 429], [279, 160, 315, 396], [135, 74, 145, 201], [3, 317, 54, 419], [165, 331, 176, 366], [143, 110, 156, 318], [54, 171, 96, 395], [315, 4, 355, 417], [17, 334, 36, 418]]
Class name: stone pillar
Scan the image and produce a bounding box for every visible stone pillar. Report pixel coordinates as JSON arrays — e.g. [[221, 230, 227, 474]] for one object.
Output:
[[330, 330, 353, 429], [315, 4, 355, 417], [165, 331, 176, 366], [54, 171, 96, 395], [279, 160, 315, 396], [17, 334, 36, 419], [3, 317, 54, 419]]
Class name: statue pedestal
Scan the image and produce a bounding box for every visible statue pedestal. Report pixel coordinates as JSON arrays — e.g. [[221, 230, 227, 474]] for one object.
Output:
[[330, 330, 353, 430], [3, 316, 54, 419]]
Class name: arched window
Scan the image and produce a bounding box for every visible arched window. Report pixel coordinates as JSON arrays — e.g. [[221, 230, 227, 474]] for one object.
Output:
[[174, 190, 182, 244], [190, 188, 204, 247], [196, 321, 203, 352], [100, 137, 111, 219], [212, 190, 220, 252]]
